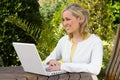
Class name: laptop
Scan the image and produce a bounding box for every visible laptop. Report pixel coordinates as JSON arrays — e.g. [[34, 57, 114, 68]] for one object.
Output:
[[13, 42, 66, 76]]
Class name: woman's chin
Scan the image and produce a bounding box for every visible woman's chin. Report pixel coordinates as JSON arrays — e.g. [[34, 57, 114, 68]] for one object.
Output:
[[66, 31, 72, 34]]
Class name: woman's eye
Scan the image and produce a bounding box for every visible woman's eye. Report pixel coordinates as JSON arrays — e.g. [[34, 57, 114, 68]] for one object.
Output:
[[62, 18, 70, 22], [66, 18, 70, 21]]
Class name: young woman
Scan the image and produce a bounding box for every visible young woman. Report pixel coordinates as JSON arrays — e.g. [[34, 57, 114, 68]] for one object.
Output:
[[44, 3, 103, 80]]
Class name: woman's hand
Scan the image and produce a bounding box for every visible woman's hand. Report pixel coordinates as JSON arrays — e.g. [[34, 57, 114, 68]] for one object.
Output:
[[46, 59, 61, 72], [47, 59, 60, 66]]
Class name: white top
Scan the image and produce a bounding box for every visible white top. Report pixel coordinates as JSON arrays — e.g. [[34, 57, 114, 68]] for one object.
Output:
[[44, 34, 103, 80]]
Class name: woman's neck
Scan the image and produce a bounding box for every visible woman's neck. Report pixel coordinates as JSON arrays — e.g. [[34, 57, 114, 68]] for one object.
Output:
[[72, 34, 83, 44], [71, 33, 91, 44]]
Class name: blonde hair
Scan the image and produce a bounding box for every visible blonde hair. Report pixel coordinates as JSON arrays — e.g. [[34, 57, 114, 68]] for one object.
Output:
[[62, 3, 90, 39]]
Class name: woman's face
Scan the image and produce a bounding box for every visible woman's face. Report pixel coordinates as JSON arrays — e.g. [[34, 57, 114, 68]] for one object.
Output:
[[62, 10, 80, 34]]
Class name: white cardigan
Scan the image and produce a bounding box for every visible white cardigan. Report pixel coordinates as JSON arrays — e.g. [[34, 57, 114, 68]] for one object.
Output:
[[44, 34, 103, 80]]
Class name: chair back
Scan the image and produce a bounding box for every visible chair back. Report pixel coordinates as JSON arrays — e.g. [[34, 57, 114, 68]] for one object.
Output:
[[105, 26, 120, 80]]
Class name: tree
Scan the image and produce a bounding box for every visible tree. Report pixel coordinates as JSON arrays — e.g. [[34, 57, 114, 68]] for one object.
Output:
[[0, 0, 42, 66]]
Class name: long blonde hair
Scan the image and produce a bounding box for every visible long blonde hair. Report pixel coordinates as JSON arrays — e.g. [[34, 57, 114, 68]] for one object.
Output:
[[62, 3, 90, 39]]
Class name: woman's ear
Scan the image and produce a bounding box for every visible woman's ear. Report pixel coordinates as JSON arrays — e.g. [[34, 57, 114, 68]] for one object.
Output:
[[78, 15, 84, 22]]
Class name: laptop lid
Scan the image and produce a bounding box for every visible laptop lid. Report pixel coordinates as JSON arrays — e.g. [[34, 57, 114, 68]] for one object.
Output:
[[13, 42, 47, 75]]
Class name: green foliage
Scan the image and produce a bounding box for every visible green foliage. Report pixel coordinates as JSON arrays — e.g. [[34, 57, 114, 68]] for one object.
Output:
[[37, 1, 68, 60], [0, 0, 42, 66], [5, 15, 41, 43]]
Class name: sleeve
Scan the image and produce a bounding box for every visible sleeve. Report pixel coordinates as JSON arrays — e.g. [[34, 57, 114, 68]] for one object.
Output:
[[61, 39, 103, 75], [44, 37, 63, 64]]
